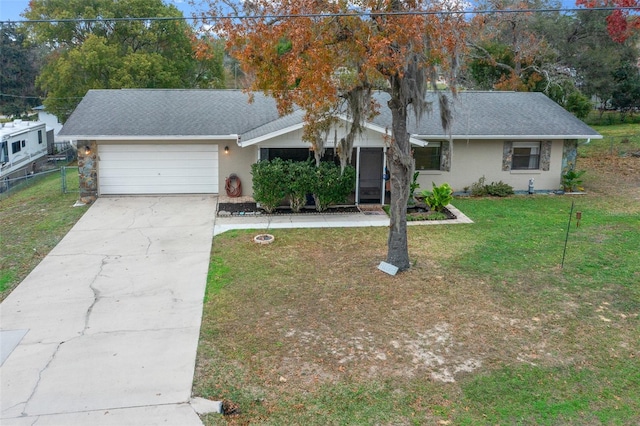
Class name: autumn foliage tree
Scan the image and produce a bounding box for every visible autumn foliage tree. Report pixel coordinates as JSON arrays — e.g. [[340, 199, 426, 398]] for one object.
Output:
[[199, 0, 467, 271], [576, 0, 640, 42]]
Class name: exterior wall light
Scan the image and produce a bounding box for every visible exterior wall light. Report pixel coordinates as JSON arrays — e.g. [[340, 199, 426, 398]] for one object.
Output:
[[224, 146, 229, 154], [84, 145, 91, 155]]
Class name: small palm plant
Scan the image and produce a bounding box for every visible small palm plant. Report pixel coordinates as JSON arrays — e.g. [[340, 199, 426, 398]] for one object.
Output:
[[562, 169, 586, 192]]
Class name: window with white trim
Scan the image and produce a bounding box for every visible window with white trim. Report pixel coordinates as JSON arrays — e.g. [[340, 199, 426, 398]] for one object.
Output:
[[414, 142, 442, 170], [512, 142, 541, 170]]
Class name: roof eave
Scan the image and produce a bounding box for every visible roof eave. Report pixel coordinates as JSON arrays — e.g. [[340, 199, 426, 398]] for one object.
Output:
[[412, 134, 603, 140], [239, 123, 305, 147], [54, 134, 240, 142]]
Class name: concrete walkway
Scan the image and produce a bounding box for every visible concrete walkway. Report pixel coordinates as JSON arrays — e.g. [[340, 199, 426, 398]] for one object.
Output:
[[1, 196, 216, 425], [213, 204, 472, 236]]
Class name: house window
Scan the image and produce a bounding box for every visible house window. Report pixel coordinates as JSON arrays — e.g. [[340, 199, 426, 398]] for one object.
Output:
[[38, 130, 43, 144], [12, 141, 21, 154], [260, 148, 312, 162], [414, 142, 442, 170], [512, 142, 541, 170]]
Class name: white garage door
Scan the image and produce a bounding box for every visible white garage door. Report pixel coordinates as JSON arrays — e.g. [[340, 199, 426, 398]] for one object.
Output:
[[99, 144, 218, 195]]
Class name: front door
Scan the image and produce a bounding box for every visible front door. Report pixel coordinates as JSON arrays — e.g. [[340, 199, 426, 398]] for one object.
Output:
[[358, 148, 384, 203]]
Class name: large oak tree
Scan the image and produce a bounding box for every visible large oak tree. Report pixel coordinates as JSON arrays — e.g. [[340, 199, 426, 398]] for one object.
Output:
[[199, 0, 467, 271]]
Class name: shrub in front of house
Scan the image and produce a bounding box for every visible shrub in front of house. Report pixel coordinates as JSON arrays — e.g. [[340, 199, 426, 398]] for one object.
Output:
[[470, 176, 489, 197], [469, 176, 514, 197], [285, 160, 316, 213], [251, 159, 356, 213], [251, 158, 288, 213], [311, 162, 356, 212], [486, 181, 515, 197]]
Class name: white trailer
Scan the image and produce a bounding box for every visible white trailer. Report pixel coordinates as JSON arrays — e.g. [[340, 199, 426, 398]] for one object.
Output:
[[1, 120, 48, 180]]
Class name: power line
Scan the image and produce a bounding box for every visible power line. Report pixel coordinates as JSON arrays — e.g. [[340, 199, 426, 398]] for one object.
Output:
[[0, 92, 83, 100], [1, 7, 638, 25]]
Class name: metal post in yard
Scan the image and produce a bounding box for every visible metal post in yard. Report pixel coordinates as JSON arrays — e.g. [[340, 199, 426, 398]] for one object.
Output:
[[61, 166, 67, 193], [561, 201, 575, 269]]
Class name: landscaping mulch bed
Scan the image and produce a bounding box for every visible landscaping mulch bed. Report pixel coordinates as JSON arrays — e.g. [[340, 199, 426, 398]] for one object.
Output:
[[407, 205, 457, 220], [217, 202, 360, 216], [218, 202, 458, 220]]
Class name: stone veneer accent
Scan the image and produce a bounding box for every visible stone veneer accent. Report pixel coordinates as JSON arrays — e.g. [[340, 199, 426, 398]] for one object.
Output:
[[502, 141, 513, 171], [540, 141, 552, 171], [562, 140, 578, 174], [503, 140, 551, 171], [78, 140, 98, 204], [440, 141, 451, 171]]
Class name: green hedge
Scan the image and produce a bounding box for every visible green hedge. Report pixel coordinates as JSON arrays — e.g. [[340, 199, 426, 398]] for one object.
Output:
[[251, 159, 356, 213]]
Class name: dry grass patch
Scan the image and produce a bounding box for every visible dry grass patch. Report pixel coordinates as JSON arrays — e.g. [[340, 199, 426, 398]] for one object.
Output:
[[580, 156, 640, 205]]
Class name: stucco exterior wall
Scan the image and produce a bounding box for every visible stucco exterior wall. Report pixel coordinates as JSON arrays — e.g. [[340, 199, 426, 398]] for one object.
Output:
[[79, 132, 568, 200], [414, 139, 565, 193], [249, 125, 386, 149], [219, 143, 257, 196]]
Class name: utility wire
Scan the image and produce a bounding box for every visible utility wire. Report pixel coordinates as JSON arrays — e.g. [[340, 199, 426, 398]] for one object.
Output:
[[1, 6, 638, 25], [0, 93, 85, 100]]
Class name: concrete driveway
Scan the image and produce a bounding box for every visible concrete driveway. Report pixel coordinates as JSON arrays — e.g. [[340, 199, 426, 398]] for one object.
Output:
[[1, 196, 216, 425]]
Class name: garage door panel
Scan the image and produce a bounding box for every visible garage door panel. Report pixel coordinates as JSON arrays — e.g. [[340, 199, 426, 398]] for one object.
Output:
[[100, 184, 212, 194], [99, 144, 218, 195], [100, 152, 219, 162], [101, 144, 216, 153], [100, 168, 216, 178], [101, 175, 215, 185]]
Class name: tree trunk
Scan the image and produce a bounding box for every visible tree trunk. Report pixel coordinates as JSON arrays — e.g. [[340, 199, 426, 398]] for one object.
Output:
[[386, 96, 413, 271]]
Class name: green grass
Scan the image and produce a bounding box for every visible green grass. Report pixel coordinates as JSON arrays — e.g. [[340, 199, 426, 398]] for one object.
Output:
[[584, 110, 640, 127], [0, 270, 16, 293], [204, 256, 232, 302], [580, 123, 640, 158], [0, 171, 88, 301], [450, 197, 639, 297], [459, 359, 640, 425]]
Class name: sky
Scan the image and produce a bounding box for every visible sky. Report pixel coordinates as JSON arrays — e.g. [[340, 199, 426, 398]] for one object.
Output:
[[0, 0, 195, 23]]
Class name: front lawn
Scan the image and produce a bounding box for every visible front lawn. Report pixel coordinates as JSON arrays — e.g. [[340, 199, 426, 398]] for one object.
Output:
[[194, 125, 639, 424]]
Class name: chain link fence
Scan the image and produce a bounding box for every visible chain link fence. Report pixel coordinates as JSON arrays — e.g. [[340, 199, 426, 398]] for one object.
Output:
[[1, 153, 79, 200]]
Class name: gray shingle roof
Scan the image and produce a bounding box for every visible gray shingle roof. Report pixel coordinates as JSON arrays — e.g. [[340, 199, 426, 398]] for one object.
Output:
[[58, 89, 284, 139], [374, 91, 601, 139], [59, 89, 601, 141]]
